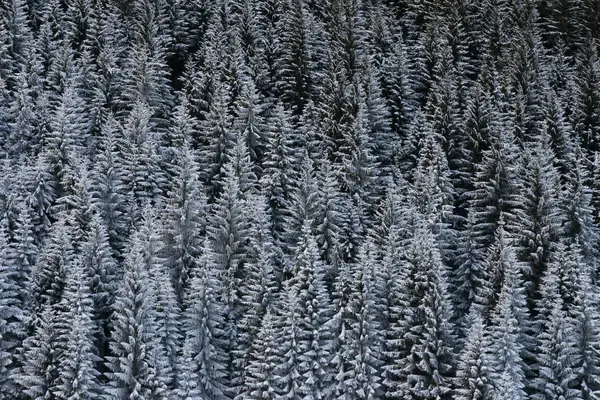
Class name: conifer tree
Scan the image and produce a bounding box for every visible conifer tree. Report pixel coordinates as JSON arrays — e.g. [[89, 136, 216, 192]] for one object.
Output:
[[79, 216, 117, 362], [339, 99, 383, 213], [486, 247, 530, 400], [379, 35, 414, 139], [532, 297, 582, 400], [510, 129, 563, 311], [30, 215, 75, 312], [272, 281, 303, 399], [0, 221, 25, 394], [134, 208, 181, 390], [6, 69, 41, 155], [20, 154, 55, 244], [573, 35, 600, 154], [400, 227, 456, 399], [466, 105, 520, 285], [0, 0, 34, 87], [261, 100, 301, 251], [121, 101, 167, 216], [233, 75, 267, 173], [43, 83, 91, 201], [105, 233, 168, 400], [343, 242, 383, 399], [276, 0, 313, 114], [566, 241, 600, 399], [5, 204, 37, 307], [291, 219, 334, 399], [177, 238, 230, 400], [12, 305, 57, 400], [90, 115, 130, 256], [234, 193, 278, 384], [53, 258, 101, 400], [160, 141, 206, 302], [242, 305, 280, 400], [315, 158, 347, 271], [455, 310, 493, 400], [197, 83, 236, 199]]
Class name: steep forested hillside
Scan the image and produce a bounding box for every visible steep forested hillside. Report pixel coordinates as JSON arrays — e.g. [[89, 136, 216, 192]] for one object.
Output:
[[1, 0, 600, 398]]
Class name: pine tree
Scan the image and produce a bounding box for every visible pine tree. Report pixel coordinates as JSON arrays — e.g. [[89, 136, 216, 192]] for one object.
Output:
[[567, 242, 600, 399], [79, 216, 117, 364], [5, 204, 37, 308], [486, 248, 529, 400], [410, 117, 455, 260], [63, 0, 98, 54], [0, 220, 26, 394], [343, 241, 384, 399], [234, 193, 279, 392], [90, 115, 130, 257], [6, 69, 41, 156], [53, 258, 101, 400], [43, 83, 91, 201], [400, 227, 456, 399], [261, 100, 301, 252], [105, 233, 168, 400], [455, 310, 493, 400], [134, 209, 181, 390], [54, 159, 94, 244], [510, 128, 563, 311], [120, 0, 174, 123], [233, 75, 267, 173], [573, 35, 600, 154], [12, 305, 57, 400], [30, 215, 75, 312], [532, 297, 582, 400], [286, 152, 320, 257], [473, 216, 515, 316], [339, 98, 383, 214], [242, 305, 280, 400], [176, 238, 230, 400], [120, 101, 167, 216], [160, 141, 206, 302], [0, 0, 34, 88], [93, 4, 128, 118], [379, 34, 415, 140], [272, 281, 303, 399], [314, 158, 347, 272], [276, 0, 313, 114], [452, 221, 486, 328], [561, 144, 599, 267], [292, 219, 334, 399], [197, 83, 235, 199], [21, 154, 56, 244]]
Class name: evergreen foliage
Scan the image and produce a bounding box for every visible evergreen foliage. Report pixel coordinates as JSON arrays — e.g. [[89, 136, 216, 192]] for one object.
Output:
[[1, 1, 600, 398]]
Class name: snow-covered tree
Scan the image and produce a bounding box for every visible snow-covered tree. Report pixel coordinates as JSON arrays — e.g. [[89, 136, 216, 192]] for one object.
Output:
[[105, 231, 168, 400], [455, 310, 493, 400], [53, 257, 101, 400], [177, 237, 230, 400]]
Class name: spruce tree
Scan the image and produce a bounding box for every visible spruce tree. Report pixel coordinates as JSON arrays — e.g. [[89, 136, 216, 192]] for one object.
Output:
[[455, 310, 493, 400], [242, 305, 280, 400], [12, 305, 57, 400], [177, 238, 230, 400], [160, 141, 206, 302], [90, 115, 131, 257], [400, 227, 456, 400], [105, 232, 168, 400], [79, 216, 117, 364], [53, 258, 101, 400], [0, 220, 26, 395], [292, 219, 334, 399], [486, 247, 529, 400]]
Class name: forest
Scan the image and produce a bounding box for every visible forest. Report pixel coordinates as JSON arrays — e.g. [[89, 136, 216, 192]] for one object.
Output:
[[1, 0, 600, 399]]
